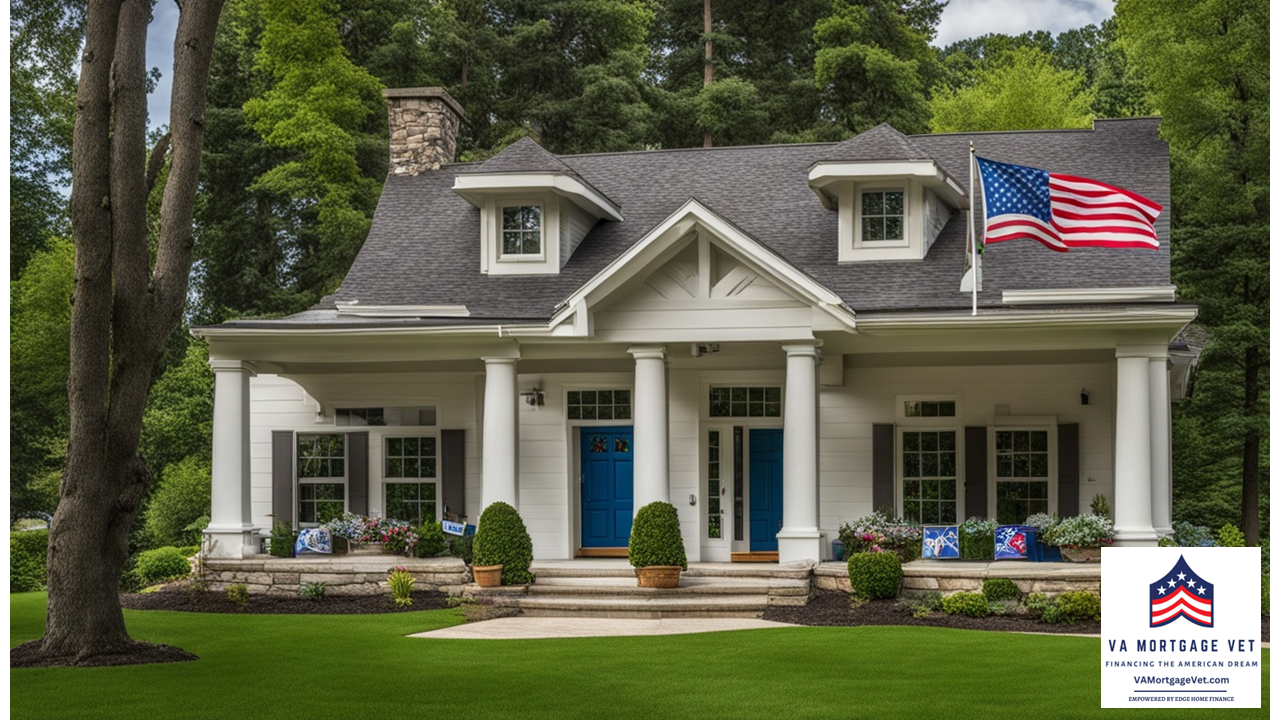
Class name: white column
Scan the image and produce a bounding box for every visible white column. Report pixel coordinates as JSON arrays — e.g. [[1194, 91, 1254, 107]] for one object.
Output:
[[1113, 346, 1158, 546], [1150, 352, 1173, 537], [778, 341, 822, 563], [481, 357, 519, 511], [629, 346, 669, 511], [205, 360, 256, 558]]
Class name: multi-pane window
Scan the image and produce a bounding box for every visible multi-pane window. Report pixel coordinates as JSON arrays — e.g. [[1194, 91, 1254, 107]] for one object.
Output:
[[385, 483, 437, 526], [567, 390, 632, 420], [709, 387, 782, 418], [336, 406, 436, 427], [501, 205, 542, 256], [707, 431, 722, 539], [298, 434, 345, 524], [904, 400, 956, 418], [385, 437, 436, 479], [861, 190, 905, 242], [901, 430, 957, 524], [995, 430, 1050, 523]]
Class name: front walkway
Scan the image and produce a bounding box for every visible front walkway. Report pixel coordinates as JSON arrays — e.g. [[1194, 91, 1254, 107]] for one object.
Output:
[[410, 617, 796, 640]]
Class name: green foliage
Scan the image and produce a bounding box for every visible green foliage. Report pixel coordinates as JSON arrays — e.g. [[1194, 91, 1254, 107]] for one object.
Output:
[[299, 581, 327, 601], [140, 342, 215, 477], [134, 547, 193, 586], [142, 457, 212, 547], [1217, 524, 1246, 548], [387, 567, 415, 607], [473, 502, 535, 584], [846, 551, 903, 600], [929, 47, 1094, 132], [227, 583, 250, 607], [269, 522, 295, 558], [813, 0, 939, 135], [628, 501, 688, 571], [694, 77, 767, 148], [448, 535, 474, 564], [1044, 591, 1101, 624], [940, 592, 990, 618], [415, 521, 448, 558], [10, 530, 49, 592], [1165, 520, 1217, 547], [898, 591, 942, 618], [1024, 592, 1052, 618], [959, 518, 996, 560], [1264, 575, 1269, 616], [982, 578, 1022, 603], [1042, 514, 1115, 548]]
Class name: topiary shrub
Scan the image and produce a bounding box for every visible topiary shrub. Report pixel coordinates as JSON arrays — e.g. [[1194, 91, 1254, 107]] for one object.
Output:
[[846, 551, 903, 600], [10, 530, 49, 592], [941, 591, 990, 617], [134, 546, 192, 586], [982, 578, 1021, 602], [472, 502, 535, 585], [226, 583, 249, 607], [628, 501, 688, 570], [415, 521, 447, 558], [1043, 590, 1100, 624]]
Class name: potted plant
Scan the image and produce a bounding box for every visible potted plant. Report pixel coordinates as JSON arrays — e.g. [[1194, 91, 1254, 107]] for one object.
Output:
[[1042, 513, 1114, 562], [628, 501, 687, 588], [1023, 513, 1061, 562], [471, 501, 535, 587]]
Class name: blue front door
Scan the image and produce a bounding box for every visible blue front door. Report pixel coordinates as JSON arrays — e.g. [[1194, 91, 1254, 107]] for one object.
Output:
[[749, 429, 783, 552], [580, 427, 634, 548]]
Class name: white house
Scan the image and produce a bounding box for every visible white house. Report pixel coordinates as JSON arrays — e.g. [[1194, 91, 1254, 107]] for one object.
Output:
[[196, 87, 1194, 563]]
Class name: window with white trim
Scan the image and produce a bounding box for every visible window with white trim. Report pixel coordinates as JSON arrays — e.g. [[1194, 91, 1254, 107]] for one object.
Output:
[[500, 205, 542, 256], [901, 430, 958, 524], [860, 190, 904, 242], [298, 434, 345, 524], [384, 436, 438, 525], [994, 429, 1050, 523]]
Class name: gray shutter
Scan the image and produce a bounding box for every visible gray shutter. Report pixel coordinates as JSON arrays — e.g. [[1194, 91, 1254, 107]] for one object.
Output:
[[1057, 423, 1079, 516], [272, 431, 295, 529], [871, 424, 895, 514], [964, 427, 987, 520], [347, 432, 369, 515], [441, 429, 466, 520]]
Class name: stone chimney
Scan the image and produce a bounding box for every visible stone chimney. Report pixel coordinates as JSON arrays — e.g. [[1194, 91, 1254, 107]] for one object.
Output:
[[383, 87, 465, 175]]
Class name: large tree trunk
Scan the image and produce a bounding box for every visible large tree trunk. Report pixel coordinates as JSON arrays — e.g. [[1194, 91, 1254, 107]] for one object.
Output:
[[1241, 344, 1259, 545], [32, 0, 225, 665]]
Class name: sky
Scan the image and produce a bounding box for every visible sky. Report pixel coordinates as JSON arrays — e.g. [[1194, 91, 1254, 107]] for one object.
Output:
[[143, 0, 1116, 131]]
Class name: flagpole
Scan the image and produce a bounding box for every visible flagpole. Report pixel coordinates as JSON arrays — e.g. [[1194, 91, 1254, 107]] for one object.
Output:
[[969, 142, 977, 316]]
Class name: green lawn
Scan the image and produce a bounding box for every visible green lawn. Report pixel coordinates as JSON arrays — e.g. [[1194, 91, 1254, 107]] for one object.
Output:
[[10, 593, 1269, 719]]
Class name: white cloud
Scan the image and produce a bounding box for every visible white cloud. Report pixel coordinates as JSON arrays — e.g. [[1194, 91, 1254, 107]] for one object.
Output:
[[933, 0, 1114, 48]]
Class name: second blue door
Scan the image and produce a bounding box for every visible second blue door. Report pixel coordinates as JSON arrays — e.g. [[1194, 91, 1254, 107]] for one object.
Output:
[[749, 429, 783, 552], [580, 427, 634, 548]]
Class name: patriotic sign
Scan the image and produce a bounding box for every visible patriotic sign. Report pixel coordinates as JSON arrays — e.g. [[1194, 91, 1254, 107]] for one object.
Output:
[[975, 156, 1162, 252], [1149, 555, 1214, 628], [922, 526, 960, 559], [994, 525, 1028, 560]]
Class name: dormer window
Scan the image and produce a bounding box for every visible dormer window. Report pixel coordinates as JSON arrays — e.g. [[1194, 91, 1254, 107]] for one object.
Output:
[[859, 190, 905, 244], [501, 205, 543, 257]]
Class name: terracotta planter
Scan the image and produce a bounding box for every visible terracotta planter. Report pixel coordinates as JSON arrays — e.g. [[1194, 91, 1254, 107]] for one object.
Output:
[[635, 565, 682, 589], [473, 564, 504, 588], [1060, 546, 1102, 563]]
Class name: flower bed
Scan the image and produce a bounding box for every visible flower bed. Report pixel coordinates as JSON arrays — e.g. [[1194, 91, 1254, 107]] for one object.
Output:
[[322, 513, 420, 556]]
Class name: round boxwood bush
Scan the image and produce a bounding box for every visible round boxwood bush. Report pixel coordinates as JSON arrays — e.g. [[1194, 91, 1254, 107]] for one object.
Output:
[[133, 546, 192, 586], [415, 520, 448, 558], [846, 550, 902, 600], [982, 578, 1021, 602], [472, 502, 535, 585], [628, 501, 688, 569], [941, 591, 991, 618], [11, 530, 49, 592]]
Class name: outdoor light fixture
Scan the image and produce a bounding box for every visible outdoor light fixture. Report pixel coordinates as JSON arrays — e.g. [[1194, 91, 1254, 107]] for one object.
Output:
[[521, 386, 545, 407], [1080, 387, 1090, 405]]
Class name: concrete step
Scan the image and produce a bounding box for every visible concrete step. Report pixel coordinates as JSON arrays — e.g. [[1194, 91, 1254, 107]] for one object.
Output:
[[496, 593, 772, 619], [529, 561, 813, 581], [527, 576, 810, 596]]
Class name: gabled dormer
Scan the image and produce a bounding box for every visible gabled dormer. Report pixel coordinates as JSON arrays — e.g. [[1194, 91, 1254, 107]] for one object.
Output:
[[808, 124, 966, 262], [453, 138, 623, 275]]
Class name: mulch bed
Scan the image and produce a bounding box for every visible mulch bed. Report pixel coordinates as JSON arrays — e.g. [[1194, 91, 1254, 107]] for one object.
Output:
[[11, 640, 198, 668], [119, 586, 452, 615]]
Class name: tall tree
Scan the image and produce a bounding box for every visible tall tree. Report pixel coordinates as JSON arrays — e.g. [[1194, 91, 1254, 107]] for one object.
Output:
[[928, 46, 1094, 132], [1117, 0, 1268, 543], [813, 0, 943, 136], [14, 0, 227, 665]]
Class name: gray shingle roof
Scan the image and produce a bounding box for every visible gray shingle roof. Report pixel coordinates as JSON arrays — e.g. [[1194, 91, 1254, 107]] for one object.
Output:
[[462, 136, 581, 176], [304, 119, 1172, 323], [819, 122, 933, 162]]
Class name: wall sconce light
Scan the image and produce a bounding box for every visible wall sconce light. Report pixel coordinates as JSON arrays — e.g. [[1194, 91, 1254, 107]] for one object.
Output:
[[1080, 387, 1090, 405], [521, 386, 545, 407], [694, 343, 721, 358]]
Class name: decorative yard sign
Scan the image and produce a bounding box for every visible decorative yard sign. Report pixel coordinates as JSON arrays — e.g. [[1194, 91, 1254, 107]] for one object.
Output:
[[922, 526, 960, 559], [294, 528, 333, 555], [1100, 547, 1260, 709], [994, 525, 1029, 560], [442, 521, 476, 536]]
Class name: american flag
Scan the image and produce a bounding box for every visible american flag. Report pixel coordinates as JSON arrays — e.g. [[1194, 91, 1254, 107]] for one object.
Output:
[[1149, 555, 1214, 628], [975, 156, 1162, 252]]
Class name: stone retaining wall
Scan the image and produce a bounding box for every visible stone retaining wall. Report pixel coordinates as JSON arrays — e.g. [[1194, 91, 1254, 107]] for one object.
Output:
[[202, 556, 470, 597], [814, 560, 1101, 597]]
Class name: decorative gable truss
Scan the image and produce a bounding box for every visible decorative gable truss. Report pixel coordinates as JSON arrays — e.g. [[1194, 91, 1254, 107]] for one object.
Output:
[[549, 199, 857, 341]]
